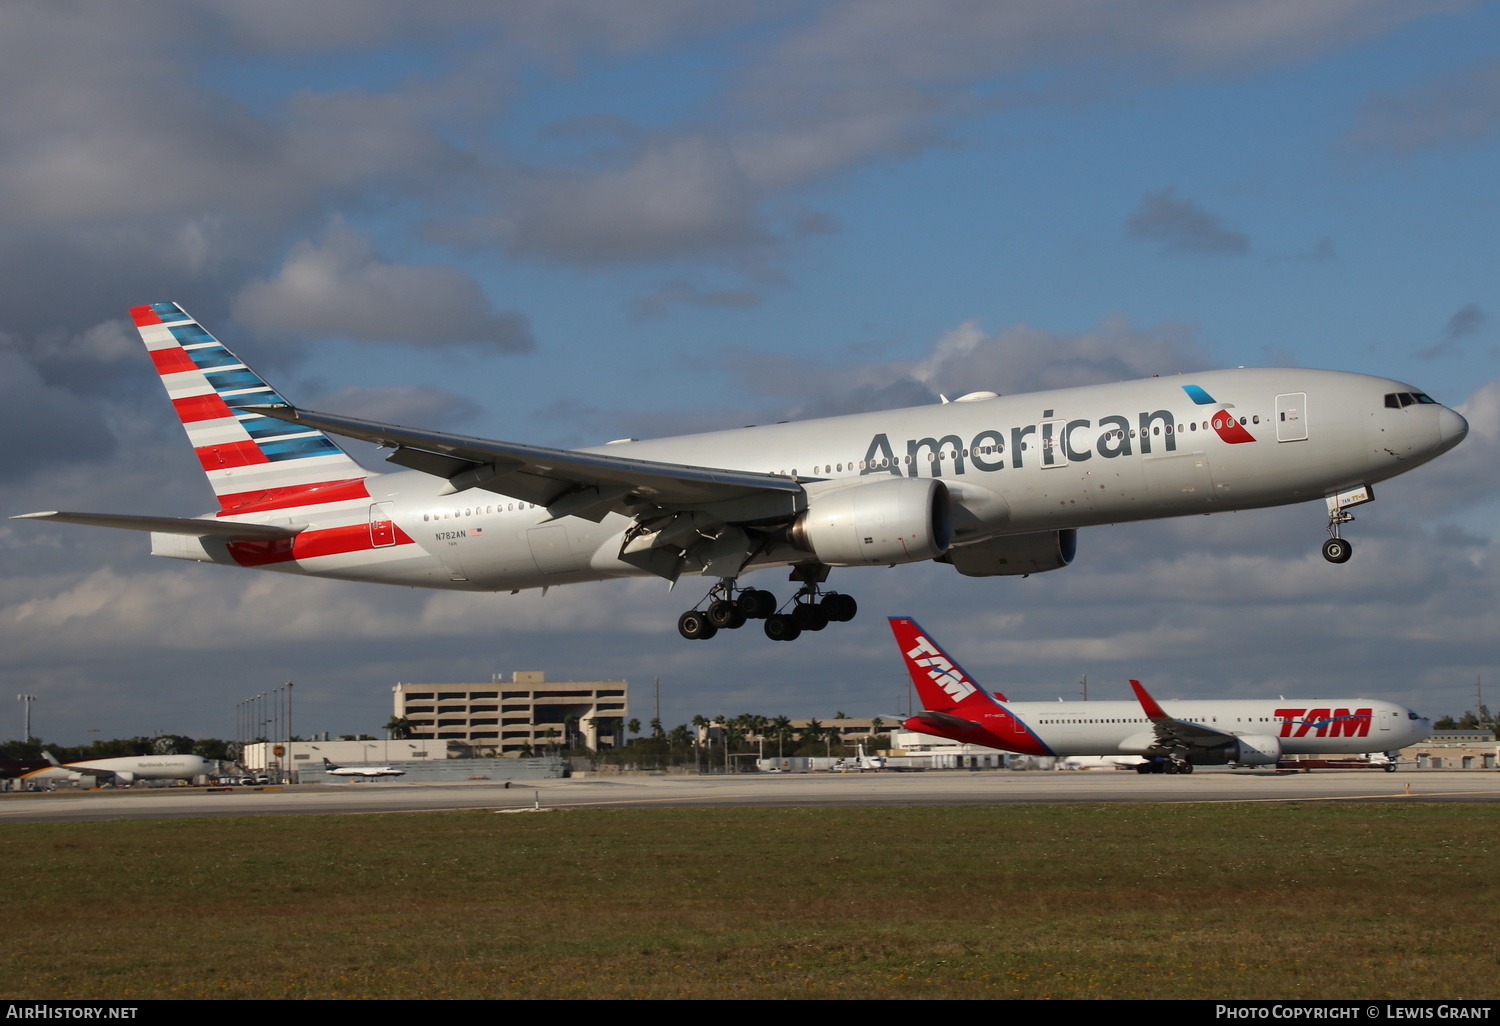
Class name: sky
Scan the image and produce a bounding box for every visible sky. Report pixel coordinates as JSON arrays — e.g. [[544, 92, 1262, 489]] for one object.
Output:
[[2, 0, 1497, 745]]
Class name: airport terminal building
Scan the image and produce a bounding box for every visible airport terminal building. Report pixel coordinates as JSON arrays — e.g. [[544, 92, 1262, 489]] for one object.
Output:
[[393, 671, 628, 755]]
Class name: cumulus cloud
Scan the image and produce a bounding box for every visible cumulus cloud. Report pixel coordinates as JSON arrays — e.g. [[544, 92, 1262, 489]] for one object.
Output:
[[719, 316, 1210, 421], [1350, 55, 1500, 151], [233, 221, 534, 351], [310, 385, 484, 429], [1445, 303, 1487, 340], [1418, 303, 1488, 361], [0, 349, 116, 481], [436, 0, 1442, 280], [504, 136, 765, 265], [1125, 188, 1250, 256]]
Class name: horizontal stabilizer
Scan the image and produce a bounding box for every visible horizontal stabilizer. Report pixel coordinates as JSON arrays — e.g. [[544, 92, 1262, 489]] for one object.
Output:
[[13, 511, 298, 540], [911, 709, 980, 730]]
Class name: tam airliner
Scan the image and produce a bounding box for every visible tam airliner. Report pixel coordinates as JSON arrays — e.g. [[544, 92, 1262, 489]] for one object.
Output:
[[17, 303, 1468, 641], [890, 617, 1431, 772]]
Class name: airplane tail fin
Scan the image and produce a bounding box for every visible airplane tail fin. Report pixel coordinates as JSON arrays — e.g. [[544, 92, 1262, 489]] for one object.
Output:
[[130, 303, 372, 512], [887, 617, 1007, 715]]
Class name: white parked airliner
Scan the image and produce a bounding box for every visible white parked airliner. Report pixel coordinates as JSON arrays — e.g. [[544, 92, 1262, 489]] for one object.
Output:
[[6, 751, 216, 785], [889, 617, 1431, 772], [321, 757, 406, 778], [17, 303, 1468, 641]]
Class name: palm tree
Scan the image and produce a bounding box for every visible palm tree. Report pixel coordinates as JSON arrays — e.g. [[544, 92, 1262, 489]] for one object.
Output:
[[802, 719, 825, 750], [771, 715, 793, 759], [627, 718, 641, 739], [385, 716, 413, 740]]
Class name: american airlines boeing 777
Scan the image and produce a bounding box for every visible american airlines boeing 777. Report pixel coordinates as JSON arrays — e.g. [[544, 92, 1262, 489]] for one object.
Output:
[[17, 303, 1468, 641], [889, 617, 1431, 772]]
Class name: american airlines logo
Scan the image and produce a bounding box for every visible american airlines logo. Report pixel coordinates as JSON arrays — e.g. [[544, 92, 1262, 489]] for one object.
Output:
[[905, 635, 976, 702], [861, 389, 1257, 481], [1275, 708, 1372, 738]]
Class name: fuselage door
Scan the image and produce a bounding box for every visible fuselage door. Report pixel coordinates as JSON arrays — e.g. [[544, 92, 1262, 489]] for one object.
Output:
[[369, 502, 396, 548], [1040, 419, 1069, 468], [1275, 393, 1308, 442]]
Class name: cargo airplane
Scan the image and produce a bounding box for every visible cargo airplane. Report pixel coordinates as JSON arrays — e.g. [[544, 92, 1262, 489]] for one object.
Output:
[[0, 750, 214, 785], [889, 617, 1431, 772], [17, 303, 1469, 641]]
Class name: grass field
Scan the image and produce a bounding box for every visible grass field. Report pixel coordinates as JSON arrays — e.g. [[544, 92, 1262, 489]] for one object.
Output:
[[4, 803, 1495, 999]]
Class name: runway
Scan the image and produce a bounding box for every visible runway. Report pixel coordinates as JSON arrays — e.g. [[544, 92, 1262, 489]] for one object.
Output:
[[3, 769, 1498, 823]]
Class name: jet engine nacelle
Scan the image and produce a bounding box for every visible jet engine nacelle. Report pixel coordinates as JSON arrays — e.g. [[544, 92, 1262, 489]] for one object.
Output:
[[1227, 734, 1281, 767], [789, 479, 952, 566], [939, 529, 1078, 577]]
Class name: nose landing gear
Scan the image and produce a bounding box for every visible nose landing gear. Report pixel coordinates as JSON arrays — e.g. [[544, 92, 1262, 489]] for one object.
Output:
[[1321, 488, 1371, 563], [1323, 508, 1354, 563]]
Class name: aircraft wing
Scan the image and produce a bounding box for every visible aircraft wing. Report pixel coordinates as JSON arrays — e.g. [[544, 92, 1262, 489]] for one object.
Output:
[[247, 404, 804, 522], [11, 512, 298, 540], [1130, 679, 1233, 749]]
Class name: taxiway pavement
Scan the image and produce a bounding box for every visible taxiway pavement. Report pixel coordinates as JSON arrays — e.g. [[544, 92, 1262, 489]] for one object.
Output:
[[2, 769, 1497, 824]]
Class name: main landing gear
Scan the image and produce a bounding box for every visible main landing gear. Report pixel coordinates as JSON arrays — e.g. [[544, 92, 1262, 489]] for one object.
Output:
[[676, 573, 859, 642], [1135, 756, 1194, 774]]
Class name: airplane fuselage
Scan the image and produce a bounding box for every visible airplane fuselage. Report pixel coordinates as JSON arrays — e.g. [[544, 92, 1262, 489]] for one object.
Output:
[[157, 367, 1467, 593], [20, 754, 215, 785], [905, 696, 1430, 760], [889, 617, 1433, 769]]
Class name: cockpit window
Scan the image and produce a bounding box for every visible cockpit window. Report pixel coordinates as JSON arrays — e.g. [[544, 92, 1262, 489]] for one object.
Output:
[[1385, 392, 1440, 408]]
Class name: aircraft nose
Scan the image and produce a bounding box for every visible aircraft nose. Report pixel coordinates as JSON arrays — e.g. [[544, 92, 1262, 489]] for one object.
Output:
[[1438, 406, 1469, 451]]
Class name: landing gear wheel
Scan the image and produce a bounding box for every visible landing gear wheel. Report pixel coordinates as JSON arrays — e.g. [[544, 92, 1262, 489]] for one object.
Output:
[[821, 593, 857, 622], [706, 599, 741, 629], [737, 589, 776, 619], [1384, 763, 1397, 773], [1135, 762, 1152, 775], [1322, 537, 1352, 563], [793, 602, 829, 631], [764, 614, 801, 642], [1179, 761, 1194, 774], [677, 610, 717, 640]]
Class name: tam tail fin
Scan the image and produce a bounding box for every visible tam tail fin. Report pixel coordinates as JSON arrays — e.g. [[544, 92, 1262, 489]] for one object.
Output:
[[887, 617, 1007, 715], [130, 303, 372, 512]]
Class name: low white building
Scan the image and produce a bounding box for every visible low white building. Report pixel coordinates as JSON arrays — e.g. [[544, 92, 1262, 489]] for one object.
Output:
[[242, 739, 444, 775]]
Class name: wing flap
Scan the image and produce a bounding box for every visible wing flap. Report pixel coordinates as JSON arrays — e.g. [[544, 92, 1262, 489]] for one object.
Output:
[[13, 511, 298, 540]]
